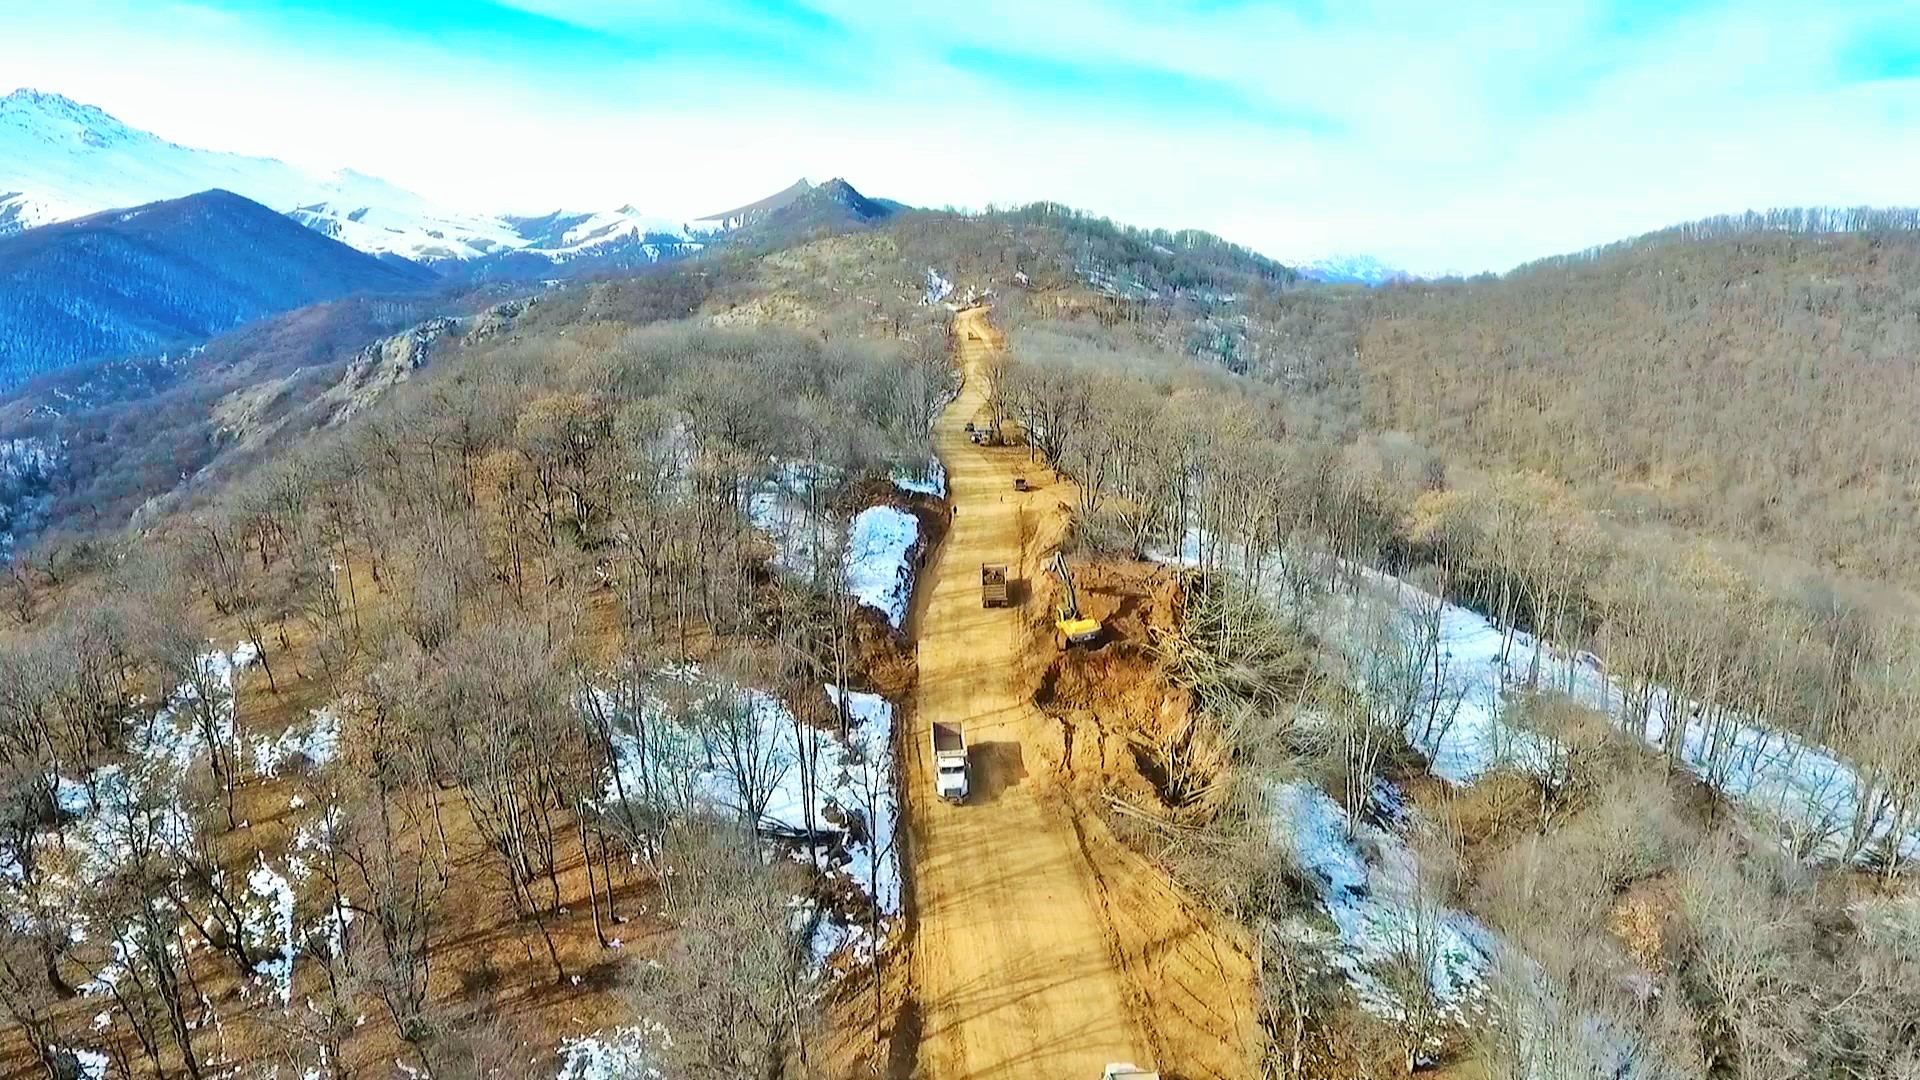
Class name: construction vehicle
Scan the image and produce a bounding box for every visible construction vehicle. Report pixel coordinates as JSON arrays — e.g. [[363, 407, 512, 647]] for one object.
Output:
[[1100, 1066, 1159, 1080], [981, 563, 1010, 608], [1013, 475, 1030, 492], [932, 722, 969, 802], [1048, 552, 1102, 648]]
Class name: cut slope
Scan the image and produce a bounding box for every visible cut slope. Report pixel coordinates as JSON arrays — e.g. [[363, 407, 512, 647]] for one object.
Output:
[[0, 188, 434, 387]]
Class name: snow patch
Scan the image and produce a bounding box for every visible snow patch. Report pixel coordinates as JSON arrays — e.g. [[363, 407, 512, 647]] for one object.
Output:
[[591, 672, 900, 969], [890, 456, 946, 498], [61, 1049, 108, 1080], [249, 708, 341, 778], [556, 1022, 668, 1080], [922, 267, 954, 305], [746, 459, 841, 580], [844, 507, 918, 628], [1164, 529, 1920, 863], [1272, 781, 1492, 1022], [244, 861, 297, 1003], [822, 686, 901, 919]]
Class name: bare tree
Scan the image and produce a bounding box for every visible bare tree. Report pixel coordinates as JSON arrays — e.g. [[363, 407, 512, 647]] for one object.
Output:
[[623, 820, 811, 1080]]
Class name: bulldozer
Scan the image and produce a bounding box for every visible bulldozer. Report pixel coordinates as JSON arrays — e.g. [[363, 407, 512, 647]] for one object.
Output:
[[1048, 551, 1102, 648]]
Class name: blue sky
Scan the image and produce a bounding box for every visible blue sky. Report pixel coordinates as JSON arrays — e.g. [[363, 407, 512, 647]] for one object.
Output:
[[6, 0, 1919, 272]]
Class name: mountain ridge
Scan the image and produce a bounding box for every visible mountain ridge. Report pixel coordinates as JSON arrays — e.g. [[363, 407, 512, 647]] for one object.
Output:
[[0, 88, 701, 270], [0, 187, 435, 388], [696, 177, 899, 237]]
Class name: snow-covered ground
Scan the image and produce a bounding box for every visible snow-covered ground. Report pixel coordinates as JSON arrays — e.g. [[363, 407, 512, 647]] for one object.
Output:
[[891, 456, 946, 498], [821, 687, 901, 916], [590, 669, 901, 956], [1165, 529, 1920, 862], [1275, 779, 1680, 1076], [244, 861, 298, 1004], [11, 644, 253, 888], [248, 707, 341, 778], [843, 507, 919, 629], [1272, 781, 1493, 1024], [1157, 533, 1712, 1071], [2, 642, 350, 1024], [569, 673, 901, 1074], [748, 486, 832, 581], [53, 1049, 108, 1080], [923, 267, 954, 306], [556, 1023, 668, 1080], [745, 460, 848, 580], [1330, 558, 1920, 861], [744, 455, 927, 627]]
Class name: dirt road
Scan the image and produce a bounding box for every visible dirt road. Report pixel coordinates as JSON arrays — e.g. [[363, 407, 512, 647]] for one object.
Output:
[[901, 308, 1256, 1080]]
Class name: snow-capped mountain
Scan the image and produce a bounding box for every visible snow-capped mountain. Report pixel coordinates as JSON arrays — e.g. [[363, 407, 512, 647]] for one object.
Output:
[[502, 205, 705, 262], [1295, 254, 1420, 287], [0, 88, 699, 267]]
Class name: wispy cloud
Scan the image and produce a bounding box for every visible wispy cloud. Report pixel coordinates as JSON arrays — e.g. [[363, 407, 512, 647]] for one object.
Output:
[[5, 0, 1918, 272]]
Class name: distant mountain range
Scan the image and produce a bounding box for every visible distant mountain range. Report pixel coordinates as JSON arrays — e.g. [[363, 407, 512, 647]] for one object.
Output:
[[0, 188, 434, 387], [0, 88, 704, 271], [1295, 254, 1421, 286], [0, 86, 916, 390]]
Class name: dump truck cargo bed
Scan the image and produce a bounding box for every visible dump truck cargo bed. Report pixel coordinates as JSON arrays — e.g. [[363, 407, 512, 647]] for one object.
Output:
[[932, 722, 969, 802], [932, 722, 965, 754], [981, 563, 1010, 607]]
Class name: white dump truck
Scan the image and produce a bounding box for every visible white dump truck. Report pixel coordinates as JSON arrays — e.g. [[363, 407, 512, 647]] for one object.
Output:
[[932, 721, 969, 803], [1100, 1066, 1159, 1080]]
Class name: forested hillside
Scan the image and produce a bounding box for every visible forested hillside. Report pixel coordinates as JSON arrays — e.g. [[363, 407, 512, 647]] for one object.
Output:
[[1171, 215, 1920, 588], [0, 189, 436, 386], [1355, 228, 1920, 581], [0, 220, 964, 1078]]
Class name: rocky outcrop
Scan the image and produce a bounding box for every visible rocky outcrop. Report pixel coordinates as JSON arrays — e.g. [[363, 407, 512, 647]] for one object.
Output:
[[317, 297, 534, 425], [464, 297, 535, 344], [320, 316, 456, 426]]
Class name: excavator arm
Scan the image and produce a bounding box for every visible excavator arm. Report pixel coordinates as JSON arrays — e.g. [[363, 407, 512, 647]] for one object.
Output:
[[1048, 552, 1102, 646], [1049, 551, 1081, 620]]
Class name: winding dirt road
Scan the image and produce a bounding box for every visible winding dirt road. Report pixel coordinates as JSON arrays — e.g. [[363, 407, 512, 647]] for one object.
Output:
[[900, 308, 1256, 1080]]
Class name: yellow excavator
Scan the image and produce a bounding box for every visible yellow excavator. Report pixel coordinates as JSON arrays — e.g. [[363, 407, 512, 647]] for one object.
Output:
[[1049, 551, 1102, 648]]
